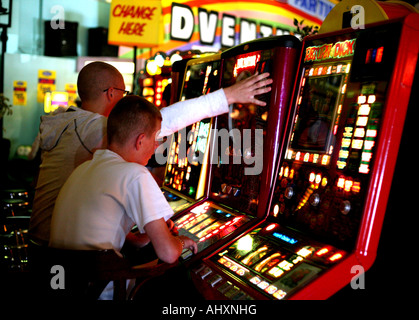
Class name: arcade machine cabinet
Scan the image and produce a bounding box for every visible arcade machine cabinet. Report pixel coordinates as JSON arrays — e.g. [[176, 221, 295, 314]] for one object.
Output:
[[160, 54, 222, 215], [173, 35, 301, 263], [189, 0, 418, 300], [169, 58, 193, 105]]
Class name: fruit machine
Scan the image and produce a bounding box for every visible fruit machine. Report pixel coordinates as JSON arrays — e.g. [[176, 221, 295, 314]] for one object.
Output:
[[189, 0, 418, 300], [169, 58, 193, 105], [173, 35, 301, 263], [160, 54, 222, 215]]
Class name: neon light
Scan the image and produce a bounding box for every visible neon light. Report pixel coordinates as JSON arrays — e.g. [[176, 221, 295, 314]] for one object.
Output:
[[375, 47, 384, 63], [357, 95, 366, 104], [366, 129, 377, 137], [341, 139, 351, 148], [361, 152, 373, 162], [242, 246, 268, 265], [344, 180, 353, 192], [352, 139, 364, 149], [265, 285, 278, 295], [333, 125, 338, 135], [352, 182, 361, 193], [278, 260, 294, 271], [257, 281, 270, 290], [337, 161, 346, 170], [304, 39, 356, 62], [250, 276, 261, 285], [272, 232, 298, 245], [356, 116, 368, 126], [266, 223, 277, 231], [364, 140, 375, 150], [329, 253, 343, 261], [359, 164, 370, 174], [237, 234, 253, 251], [309, 172, 316, 183], [316, 248, 329, 256], [233, 53, 261, 77], [367, 95, 376, 104], [292, 255, 304, 264], [273, 204, 279, 217], [321, 155, 329, 165], [358, 104, 370, 116], [273, 290, 287, 300], [268, 266, 284, 278], [284, 167, 289, 178], [297, 247, 315, 258], [354, 128, 365, 138], [365, 49, 372, 64]]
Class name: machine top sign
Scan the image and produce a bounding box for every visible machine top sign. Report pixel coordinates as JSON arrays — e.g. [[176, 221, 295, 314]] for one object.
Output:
[[304, 39, 356, 62]]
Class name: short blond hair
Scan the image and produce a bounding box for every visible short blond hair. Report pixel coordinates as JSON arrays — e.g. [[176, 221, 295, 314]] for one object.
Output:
[[107, 95, 162, 146]]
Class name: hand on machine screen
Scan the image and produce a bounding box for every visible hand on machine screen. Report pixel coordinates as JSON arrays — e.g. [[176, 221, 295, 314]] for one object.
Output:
[[224, 72, 273, 106]]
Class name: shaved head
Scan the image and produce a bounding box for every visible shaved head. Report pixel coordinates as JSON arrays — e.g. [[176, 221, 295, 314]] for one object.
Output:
[[77, 61, 124, 103]]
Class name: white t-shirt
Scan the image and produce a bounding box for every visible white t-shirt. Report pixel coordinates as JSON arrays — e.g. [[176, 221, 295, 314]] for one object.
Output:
[[49, 149, 174, 252]]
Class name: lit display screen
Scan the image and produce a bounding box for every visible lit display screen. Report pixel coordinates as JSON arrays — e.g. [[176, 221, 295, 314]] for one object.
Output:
[[211, 223, 345, 299], [290, 74, 343, 153], [175, 201, 250, 254], [210, 49, 273, 216], [162, 57, 221, 213], [285, 63, 350, 167]]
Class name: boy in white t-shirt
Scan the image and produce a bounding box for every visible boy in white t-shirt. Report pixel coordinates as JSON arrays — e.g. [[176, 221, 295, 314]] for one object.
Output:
[[49, 96, 197, 262]]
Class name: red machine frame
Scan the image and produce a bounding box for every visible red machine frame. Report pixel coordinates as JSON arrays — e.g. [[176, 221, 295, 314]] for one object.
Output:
[[189, 2, 418, 300], [290, 12, 418, 300]]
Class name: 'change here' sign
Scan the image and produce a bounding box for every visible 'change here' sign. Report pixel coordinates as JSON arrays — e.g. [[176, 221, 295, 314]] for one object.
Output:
[[108, 0, 163, 47]]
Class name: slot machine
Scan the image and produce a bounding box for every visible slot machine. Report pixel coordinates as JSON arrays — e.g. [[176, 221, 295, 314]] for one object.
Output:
[[189, 0, 418, 300], [161, 54, 222, 215], [173, 35, 301, 262], [169, 58, 193, 105]]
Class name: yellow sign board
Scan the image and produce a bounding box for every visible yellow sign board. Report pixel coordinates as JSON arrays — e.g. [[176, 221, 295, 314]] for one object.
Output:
[[65, 83, 78, 107], [13, 81, 27, 106], [37, 70, 56, 103], [108, 0, 163, 48]]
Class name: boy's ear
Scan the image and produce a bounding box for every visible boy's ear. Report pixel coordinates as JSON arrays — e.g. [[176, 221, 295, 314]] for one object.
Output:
[[135, 133, 145, 150]]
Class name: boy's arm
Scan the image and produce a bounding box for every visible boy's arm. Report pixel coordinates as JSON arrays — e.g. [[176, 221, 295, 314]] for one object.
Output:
[[144, 218, 197, 264]]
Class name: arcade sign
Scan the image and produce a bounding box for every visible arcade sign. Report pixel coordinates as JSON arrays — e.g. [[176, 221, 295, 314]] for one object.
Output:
[[108, 0, 163, 48], [304, 39, 356, 62], [170, 3, 284, 48]]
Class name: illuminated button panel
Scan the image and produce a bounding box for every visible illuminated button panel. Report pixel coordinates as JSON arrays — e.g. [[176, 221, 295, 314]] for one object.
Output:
[[175, 201, 250, 255], [208, 223, 345, 299], [271, 161, 365, 246], [337, 84, 380, 174]]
